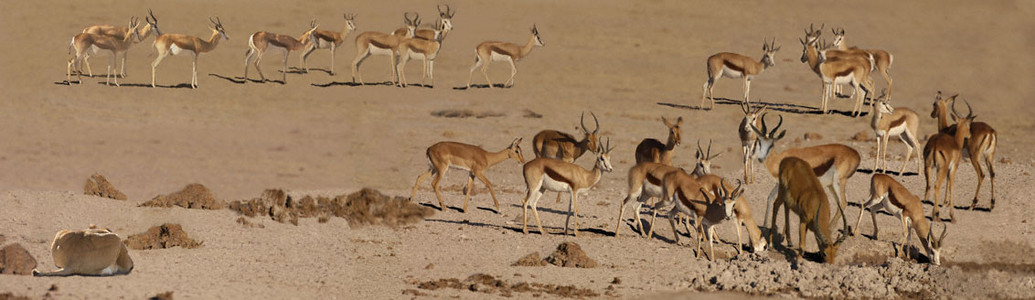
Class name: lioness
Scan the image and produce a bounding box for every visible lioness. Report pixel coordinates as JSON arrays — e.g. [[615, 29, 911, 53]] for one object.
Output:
[[32, 225, 133, 276]]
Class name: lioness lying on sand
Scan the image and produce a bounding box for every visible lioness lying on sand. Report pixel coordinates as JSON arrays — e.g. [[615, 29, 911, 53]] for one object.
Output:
[[32, 225, 133, 276]]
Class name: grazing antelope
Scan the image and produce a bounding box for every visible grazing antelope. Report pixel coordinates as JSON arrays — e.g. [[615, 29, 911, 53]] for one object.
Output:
[[466, 24, 544, 89], [854, 174, 948, 265], [394, 4, 455, 41], [701, 39, 780, 110], [800, 29, 875, 116], [751, 114, 859, 232], [410, 138, 525, 213], [657, 171, 736, 260], [243, 21, 320, 83], [870, 89, 922, 174], [931, 92, 998, 211], [301, 13, 356, 75], [67, 18, 141, 86], [351, 12, 420, 85], [32, 226, 133, 276], [615, 162, 683, 238], [634, 116, 683, 165], [521, 139, 614, 237], [924, 100, 974, 222], [396, 22, 445, 87], [739, 101, 767, 183], [830, 27, 894, 100], [79, 10, 161, 77], [769, 157, 848, 264], [151, 17, 229, 89], [532, 112, 600, 203]]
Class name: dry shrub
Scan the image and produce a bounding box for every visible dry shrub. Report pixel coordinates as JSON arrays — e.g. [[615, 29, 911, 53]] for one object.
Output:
[[229, 188, 434, 228], [84, 173, 127, 200], [0, 243, 37, 275], [417, 273, 598, 298], [512, 252, 548, 267], [125, 224, 203, 250], [141, 183, 226, 210], [544, 242, 597, 268]]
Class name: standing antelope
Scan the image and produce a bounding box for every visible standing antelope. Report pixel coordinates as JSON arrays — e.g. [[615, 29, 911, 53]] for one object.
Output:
[[243, 21, 320, 83], [396, 22, 445, 87], [301, 13, 356, 75], [33, 226, 133, 276], [800, 29, 875, 116], [410, 138, 525, 213], [697, 175, 767, 256], [351, 12, 419, 85], [693, 139, 721, 177], [532, 112, 600, 203], [924, 100, 975, 222], [931, 92, 998, 211], [522, 139, 614, 237], [393, 4, 454, 41], [854, 174, 947, 265], [656, 170, 736, 260], [151, 17, 229, 89], [830, 27, 894, 100], [739, 101, 767, 183], [701, 39, 780, 110], [79, 10, 161, 77], [769, 157, 848, 264], [67, 18, 141, 86], [634, 116, 683, 165], [615, 162, 683, 238], [870, 89, 922, 174], [466, 24, 544, 89]]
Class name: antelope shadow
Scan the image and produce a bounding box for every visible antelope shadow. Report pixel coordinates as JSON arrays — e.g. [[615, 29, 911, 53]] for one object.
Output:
[[659, 97, 871, 117]]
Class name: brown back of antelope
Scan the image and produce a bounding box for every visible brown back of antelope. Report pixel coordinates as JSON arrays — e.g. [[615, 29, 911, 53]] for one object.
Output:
[[33, 227, 133, 276], [466, 25, 544, 88], [697, 175, 766, 254], [799, 30, 874, 116], [351, 12, 419, 84], [410, 138, 524, 213], [521, 139, 614, 237], [701, 39, 780, 109], [532, 112, 599, 163], [634, 116, 683, 165], [615, 162, 682, 238], [770, 157, 846, 264], [831, 27, 894, 99]]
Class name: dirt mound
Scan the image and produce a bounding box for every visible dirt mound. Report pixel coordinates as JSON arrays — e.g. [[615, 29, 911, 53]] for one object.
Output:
[[83, 173, 127, 200], [545, 242, 597, 268], [125, 224, 203, 250], [417, 273, 599, 298], [229, 188, 434, 228], [0, 243, 37, 275], [140, 183, 226, 209], [431, 109, 505, 119], [149, 291, 174, 300], [512, 252, 548, 267]]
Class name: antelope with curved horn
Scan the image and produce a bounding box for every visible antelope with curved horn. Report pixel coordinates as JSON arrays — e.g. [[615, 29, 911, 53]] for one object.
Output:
[[410, 138, 525, 213], [67, 18, 141, 86], [394, 4, 455, 41], [924, 99, 975, 222], [739, 101, 767, 183], [854, 174, 947, 265], [32, 226, 133, 276], [869, 89, 922, 174], [351, 12, 419, 85], [302, 13, 356, 75], [697, 175, 766, 256], [79, 9, 161, 77], [799, 25, 875, 116], [532, 112, 600, 203], [701, 38, 780, 110], [830, 27, 894, 100], [151, 17, 229, 89], [615, 162, 683, 238], [466, 24, 544, 89], [634, 116, 683, 165], [396, 21, 445, 87], [656, 170, 738, 260], [931, 92, 998, 211], [243, 20, 320, 83], [522, 139, 614, 237], [769, 157, 848, 263], [693, 139, 722, 177]]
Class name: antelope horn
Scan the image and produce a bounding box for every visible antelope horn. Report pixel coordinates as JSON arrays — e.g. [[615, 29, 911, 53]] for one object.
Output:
[[706, 139, 713, 159], [696, 140, 704, 158], [759, 113, 769, 135], [741, 99, 750, 114], [964, 99, 974, 118], [938, 222, 948, 243], [772, 114, 784, 135], [580, 112, 588, 133], [438, 4, 447, 16], [217, 17, 223, 26], [148, 9, 158, 22], [591, 111, 600, 134], [448, 5, 455, 18]]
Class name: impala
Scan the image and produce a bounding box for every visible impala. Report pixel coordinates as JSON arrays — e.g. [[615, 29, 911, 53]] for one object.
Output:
[[854, 174, 947, 265], [532, 112, 600, 203], [67, 18, 140, 86], [521, 139, 614, 237], [33, 226, 133, 276], [800, 28, 875, 116], [151, 17, 229, 89], [410, 138, 525, 213], [351, 12, 419, 85], [80, 10, 161, 77], [657, 170, 736, 260], [396, 22, 445, 87], [634, 116, 683, 165], [769, 156, 848, 264], [924, 100, 974, 222], [466, 24, 544, 89], [931, 92, 998, 211], [739, 101, 767, 183], [301, 13, 356, 75], [393, 4, 454, 41], [830, 27, 894, 100], [870, 89, 922, 174], [244, 21, 320, 83], [701, 39, 780, 110]]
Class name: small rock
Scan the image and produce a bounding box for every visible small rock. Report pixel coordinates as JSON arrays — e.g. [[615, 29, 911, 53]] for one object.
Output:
[[804, 132, 823, 141], [150, 291, 174, 300], [999, 158, 1011, 164], [425, 263, 434, 270], [611, 277, 622, 284], [850, 130, 874, 142], [0, 243, 38, 275], [48, 284, 58, 291]]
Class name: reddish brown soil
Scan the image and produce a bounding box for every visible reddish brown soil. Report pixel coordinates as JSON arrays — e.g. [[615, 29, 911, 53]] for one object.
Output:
[[83, 173, 127, 201], [125, 224, 203, 250], [140, 184, 226, 210]]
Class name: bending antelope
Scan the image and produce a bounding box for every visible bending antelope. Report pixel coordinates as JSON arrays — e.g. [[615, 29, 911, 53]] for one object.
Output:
[[657, 171, 736, 260], [931, 92, 998, 211], [830, 27, 893, 100], [697, 175, 766, 256], [67, 18, 141, 86], [739, 101, 767, 183], [800, 27, 874, 116], [855, 174, 948, 265], [33, 226, 133, 276], [410, 138, 525, 213], [532, 112, 600, 203], [396, 22, 445, 87], [522, 139, 614, 237], [769, 157, 848, 264], [79, 10, 161, 77], [301, 13, 356, 75], [870, 89, 922, 174], [924, 100, 974, 222], [634, 116, 683, 165], [615, 162, 682, 238], [351, 12, 419, 85], [701, 39, 780, 110], [244, 21, 320, 83], [466, 24, 544, 89], [151, 17, 229, 89], [394, 4, 455, 41]]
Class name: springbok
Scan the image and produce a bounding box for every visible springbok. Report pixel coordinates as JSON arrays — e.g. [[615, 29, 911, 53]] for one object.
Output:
[[396, 22, 445, 87], [351, 12, 419, 85], [769, 157, 848, 264], [466, 24, 544, 89], [924, 100, 974, 222], [800, 27, 874, 116], [410, 138, 525, 213], [870, 89, 922, 174], [931, 92, 998, 211], [830, 27, 894, 100], [243, 21, 320, 83], [32, 226, 133, 276], [634, 116, 683, 165], [855, 174, 948, 265], [697, 175, 766, 256], [301, 13, 356, 75], [151, 17, 229, 89], [521, 139, 614, 237], [393, 4, 454, 41], [738, 101, 767, 183], [67, 18, 141, 86], [701, 39, 780, 110], [693, 139, 722, 177], [532, 112, 600, 203], [79, 10, 161, 77], [615, 162, 683, 238], [657, 170, 736, 260]]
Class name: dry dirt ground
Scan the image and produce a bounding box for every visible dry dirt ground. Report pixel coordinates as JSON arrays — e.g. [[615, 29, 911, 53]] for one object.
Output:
[[2, 0, 1035, 298]]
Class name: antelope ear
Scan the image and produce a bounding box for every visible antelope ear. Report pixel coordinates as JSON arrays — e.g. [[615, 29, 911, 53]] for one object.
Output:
[[776, 130, 787, 140], [676, 116, 683, 124]]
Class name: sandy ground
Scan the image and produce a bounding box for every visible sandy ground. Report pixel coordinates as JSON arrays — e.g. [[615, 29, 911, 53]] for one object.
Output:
[[2, 0, 1035, 298]]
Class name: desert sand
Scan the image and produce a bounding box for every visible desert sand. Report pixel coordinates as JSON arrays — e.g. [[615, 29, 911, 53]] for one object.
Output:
[[1, 0, 1034, 298]]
